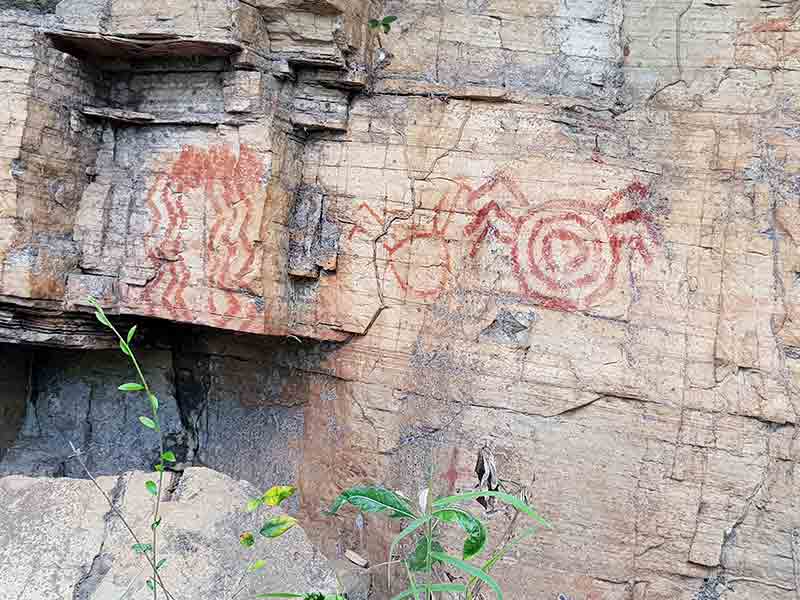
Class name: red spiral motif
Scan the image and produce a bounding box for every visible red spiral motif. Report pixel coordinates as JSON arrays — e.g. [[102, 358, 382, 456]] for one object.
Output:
[[512, 201, 622, 311], [464, 174, 658, 312]]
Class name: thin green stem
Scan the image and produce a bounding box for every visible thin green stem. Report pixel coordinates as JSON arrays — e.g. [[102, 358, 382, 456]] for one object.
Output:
[[99, 312, 165, 600], [69, 442, 177, 600], [403, 560, 419, 600], [424, 462, 434, 600]]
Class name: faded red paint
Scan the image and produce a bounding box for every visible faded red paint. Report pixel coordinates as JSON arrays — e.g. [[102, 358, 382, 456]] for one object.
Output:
[[440, 447, 462, 494], [348, 172, 661, 311], [752, 17, 794, 33], [351, 189, 458, 300], [141, 143, 265, 332], [464, 173, 659, 312]]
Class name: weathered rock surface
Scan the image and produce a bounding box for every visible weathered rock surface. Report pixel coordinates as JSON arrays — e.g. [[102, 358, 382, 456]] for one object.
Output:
[[0, 347, 185, 477], [2, 0, 800, 599], [0, 467, 338, 599], [1, 0, 371, 343]]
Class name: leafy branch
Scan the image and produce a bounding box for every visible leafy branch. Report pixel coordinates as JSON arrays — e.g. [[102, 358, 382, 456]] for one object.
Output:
[[368, 15, 398, 34], [82, 299, 343, 599], [326, 480, 551, 599], [88, 297, 176, 598]]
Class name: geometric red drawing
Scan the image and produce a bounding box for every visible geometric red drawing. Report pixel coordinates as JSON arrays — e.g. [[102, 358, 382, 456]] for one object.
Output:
[[351, 187, 457, 300], [141, 143, 264, 332], [464, 173, 659, 312], [350, 172, 661, 312]]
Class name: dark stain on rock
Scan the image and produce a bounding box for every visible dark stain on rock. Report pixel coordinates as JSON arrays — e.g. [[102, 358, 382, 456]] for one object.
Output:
[[479, 309, 535, 349]]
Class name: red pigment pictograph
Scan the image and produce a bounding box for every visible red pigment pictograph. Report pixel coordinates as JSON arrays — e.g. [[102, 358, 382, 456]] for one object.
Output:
[[350, 187, 460, 300], [349, 172, 661, 311], [440, 447, 463, 494], [464, 172, 659, 312], [141, 143, 265, 332]]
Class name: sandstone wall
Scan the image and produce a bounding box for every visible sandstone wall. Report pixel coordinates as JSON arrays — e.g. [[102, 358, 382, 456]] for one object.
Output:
[[0, 1, 799, 599]]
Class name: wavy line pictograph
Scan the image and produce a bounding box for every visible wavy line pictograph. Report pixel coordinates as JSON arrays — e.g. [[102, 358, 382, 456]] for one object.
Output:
[[141, 143, 265, 332]]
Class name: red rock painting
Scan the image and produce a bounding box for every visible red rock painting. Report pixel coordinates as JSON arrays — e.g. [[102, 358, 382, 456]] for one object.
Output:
[[465, 173, 659, 312], [349, 172, 661, 311], [140, 143, 265, 332], [351, 187, 459, 300], [440, 447, 463, 494]]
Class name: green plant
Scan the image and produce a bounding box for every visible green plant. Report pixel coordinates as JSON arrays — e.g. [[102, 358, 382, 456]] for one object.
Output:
[[87, 297, 174, 598], [247, 489, 346, 599], [84, 299, 318, 600], [325, 478, 551, 599], [368, 15, 398, 34], [83, 298, 549, 600]]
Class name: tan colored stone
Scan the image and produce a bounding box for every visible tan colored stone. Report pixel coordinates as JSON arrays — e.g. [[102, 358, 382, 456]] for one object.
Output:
[[2, 0, 800, 598], [0, 467, 338, 599]]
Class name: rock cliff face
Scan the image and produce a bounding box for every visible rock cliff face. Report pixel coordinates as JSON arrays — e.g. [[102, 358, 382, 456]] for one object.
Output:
[[1, 0, 800, 598]]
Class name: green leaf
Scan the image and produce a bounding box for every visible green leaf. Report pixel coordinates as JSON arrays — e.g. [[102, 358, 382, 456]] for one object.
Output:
[[326, 486, 416, 519], [148, 393, 159, 414], [131, 543, 152, 555], [262, 485, 296, 507], [154, 463, 165, 472], [433, 490, 551, 528], [146, 579, 155, 592], [151, 517, 162, 530], [383, 16, 398, 24], [246, 498, 263, 512], [368, 19, 380, 28], [161, 451, 176, 463], [93, 309, 111, 327], [119, 340, 131, 356], [388, 515, 430, 587], [118, 382, 144, 392], [259, 515, 297, 538], [433, 507, 487, 559], [390, 584, 467, 600], [127, 325, 137, 344], [139, 416, 157, 430], [156, 558, 167, 571], [248, 559, 267, 573], [240, 532, 255, 548], [431, 551, 502, 599], [145, 480, 158, 496], [382, 23, 391, 33], [407, 538, 444, 572]]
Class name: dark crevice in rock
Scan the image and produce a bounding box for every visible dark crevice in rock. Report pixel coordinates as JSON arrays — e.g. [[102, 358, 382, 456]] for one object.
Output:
[[172, 348, 212, 466], [163, 469, 183, 502], [72, 552, 113, 600], [73, 475, 126, 600], [287, 184, 340, 279], [478, 309, 536, 349]]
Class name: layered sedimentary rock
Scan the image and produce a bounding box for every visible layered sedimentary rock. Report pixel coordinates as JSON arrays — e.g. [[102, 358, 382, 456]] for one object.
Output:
[[2, 0, 800, 599], [1, 0, 371, 343]]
